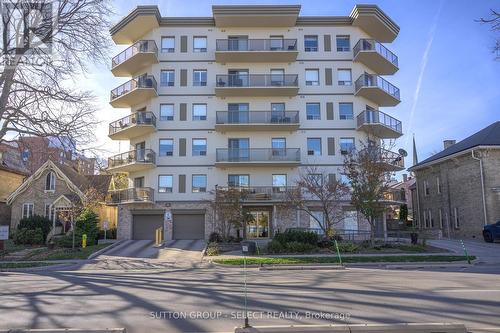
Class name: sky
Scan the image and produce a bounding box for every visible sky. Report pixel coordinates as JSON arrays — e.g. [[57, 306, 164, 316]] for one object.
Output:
[[79, 0, 500, 171]]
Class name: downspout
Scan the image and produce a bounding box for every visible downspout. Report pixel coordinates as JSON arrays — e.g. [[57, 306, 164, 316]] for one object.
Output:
[[471, 150, 488, 225]]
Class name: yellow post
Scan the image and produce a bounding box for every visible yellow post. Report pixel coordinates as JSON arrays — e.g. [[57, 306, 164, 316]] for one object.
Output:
[[82, 234, 87, 248]]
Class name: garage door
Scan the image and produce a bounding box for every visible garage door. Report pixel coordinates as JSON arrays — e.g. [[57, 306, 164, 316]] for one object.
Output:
[[132, 214, 164, 240], [173, 213, 205, 240]]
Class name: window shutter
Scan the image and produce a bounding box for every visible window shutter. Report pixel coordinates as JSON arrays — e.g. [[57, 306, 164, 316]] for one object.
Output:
[[179, 138, 186, 156], [325, 68, 332, 86], [180, 69, 187, 86], [326, 102, 334, 120], [327, 137, 335, 155], [180, 103, 187, 121], [323, 35, 331, 52], [180, 36, 187, 53], [179, 174, 186, 193]]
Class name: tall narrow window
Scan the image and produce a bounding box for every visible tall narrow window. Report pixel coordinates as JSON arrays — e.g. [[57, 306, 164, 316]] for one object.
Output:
[[158, 175, 173, 193], [22, 203, 34, 219], [193, 36, 207, 52], [439, 209, 443, 229], [45, 171, 55, 191], [272, 174, 287, 193], [454, 207, 460, 228], [160, 104, 174, 121], [161, 37, 175, 53], [424, 181, 430, 196], [437, 177, 441, 194]]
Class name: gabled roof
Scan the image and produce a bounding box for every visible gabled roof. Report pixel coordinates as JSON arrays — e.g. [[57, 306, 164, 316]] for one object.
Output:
[[409, 121, 500, 171], [7, 160, 112, 205]]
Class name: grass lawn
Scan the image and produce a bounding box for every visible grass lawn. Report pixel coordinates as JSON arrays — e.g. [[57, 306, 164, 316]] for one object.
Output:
[[23, 243, 111, 261], [213, 255, 476, 266], [0, 262, 61, 269]]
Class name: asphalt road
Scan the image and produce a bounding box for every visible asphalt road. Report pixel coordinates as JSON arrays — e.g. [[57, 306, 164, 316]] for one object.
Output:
[[1, 264, 500, 333]]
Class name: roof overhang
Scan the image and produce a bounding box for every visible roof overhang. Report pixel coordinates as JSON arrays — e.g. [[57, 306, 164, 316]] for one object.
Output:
[[212, 5, 301, 27], [350, 5, 400, 42], [408, 145, 500, 172], [110, 6, 161, 44]]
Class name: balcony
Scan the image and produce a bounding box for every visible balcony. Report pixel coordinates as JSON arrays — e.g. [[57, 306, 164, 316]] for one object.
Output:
[[354, 74, 400, 107], [362, 147, 405, 171], [107, 149, 156, 173], [357, 110, 402, 139], [215, 111, 299, 131], [111, 40, 158, 77], [215, 148, 301, 167], [215, 74, 299, 97], [110, 74, 157, 108], [381, 188, 406, 205], [106, 187, 154, 205], [109, 112, 157, 140], [215, 39, 298, 63], [353, 39, 398, 75], [217, 186, 296, 201]]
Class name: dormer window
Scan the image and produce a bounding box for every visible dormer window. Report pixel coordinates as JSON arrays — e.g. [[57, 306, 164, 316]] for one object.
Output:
[[46, 171, 56, 191]]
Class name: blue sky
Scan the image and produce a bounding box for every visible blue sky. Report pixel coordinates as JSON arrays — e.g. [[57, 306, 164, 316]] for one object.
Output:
[[84, 0, 500, 169]]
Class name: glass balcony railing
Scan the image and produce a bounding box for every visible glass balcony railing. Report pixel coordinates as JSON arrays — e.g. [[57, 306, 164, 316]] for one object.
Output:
[[353, 39, 398, 67], [111, 40, 158, 68], [354, 74, 400, 100], [216, 39, 298, 52], [110, 74, 157, 101], [108, 149, 156, 169], [216, 186, 297, 200], [109, 112, 157, 136], [106, 187, 154, 204], [216, 74, 298, 88], [216, 148, 301, 163], [357, 110, 402, 134], [216, 111, 299, 125]]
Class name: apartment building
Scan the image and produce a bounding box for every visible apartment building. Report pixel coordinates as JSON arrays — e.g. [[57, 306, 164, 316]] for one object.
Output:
[[106, 4, 404, 241]]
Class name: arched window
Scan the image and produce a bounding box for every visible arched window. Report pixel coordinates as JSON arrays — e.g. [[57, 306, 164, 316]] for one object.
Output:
[[45, 171, 56, 191]]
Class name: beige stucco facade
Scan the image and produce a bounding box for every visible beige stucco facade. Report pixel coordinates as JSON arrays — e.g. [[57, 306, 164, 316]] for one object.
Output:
[[107, 4, 402, 240]]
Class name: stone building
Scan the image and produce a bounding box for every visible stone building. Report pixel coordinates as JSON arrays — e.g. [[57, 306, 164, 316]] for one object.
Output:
[[408, 121, 500, 239]]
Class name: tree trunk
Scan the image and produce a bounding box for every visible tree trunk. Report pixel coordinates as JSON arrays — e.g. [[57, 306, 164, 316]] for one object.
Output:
[[370, 217, 376, 247]]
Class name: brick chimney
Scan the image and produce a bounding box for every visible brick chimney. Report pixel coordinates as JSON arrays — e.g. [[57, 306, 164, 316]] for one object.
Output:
[[443, 140, 456, 150]]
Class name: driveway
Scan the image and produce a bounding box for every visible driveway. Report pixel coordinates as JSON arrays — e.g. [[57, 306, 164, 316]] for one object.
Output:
[[158, 239, 206, 266], [429, 239, 500, 264]]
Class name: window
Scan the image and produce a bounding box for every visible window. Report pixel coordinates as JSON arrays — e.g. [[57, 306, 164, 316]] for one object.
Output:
[[161, 36, 175, 53], [159, 139, 174, 156], [45, 171, 55, 191], [308, 174, 323, 186], [305, 69, 319, 86], [193, 70, 207, 86], [424, 180, 430, 196], [160, 70, 175, 86], [158, 175, 173, 193], [193, 36, 207, 52], [309, 211, 324, 230], [272, 174, 287, 192], [307, 138, 322, 156], [22, 149, 30, 161], [192, 104, 207, 121], [192, 139, 207, 156], [304, 35, 318, 52], [228, 174, 249, 187], [423, 210, 428, 228], [439, 209, 443, 229], [192, 174, 207, 192], [339, 103, 354, 120], [306, 103, 321, 120], [160, 104, 174, 121], [454, 207, 460, 228], [437, 177, 441, 194], [429, 210, 434, 228], [338, 69, 352, 86], [336, 35, 350, 52], [22, 203, 34, 219], [340, 138, 355, 154]]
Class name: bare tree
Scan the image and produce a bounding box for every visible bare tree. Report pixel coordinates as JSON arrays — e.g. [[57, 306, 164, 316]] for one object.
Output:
[[282, 166, 350, 239], [0, 0, 113, 146], [342, 141, 395, 245], [209, 186, 249, 241], [478, 9, 500, 60]]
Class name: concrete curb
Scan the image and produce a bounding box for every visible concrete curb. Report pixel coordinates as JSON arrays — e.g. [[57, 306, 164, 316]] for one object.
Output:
[[259, 264, 345, 271], [0, 261, 80, 272], [0, 328, 126, 333], [87, 240, 125, 260], [385, 261, 475, 269]]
